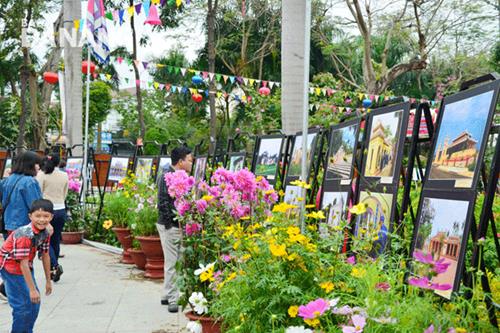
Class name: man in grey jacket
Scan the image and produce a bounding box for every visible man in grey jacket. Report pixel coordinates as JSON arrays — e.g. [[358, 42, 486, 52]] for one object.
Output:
[[157, 146, 193, 313]]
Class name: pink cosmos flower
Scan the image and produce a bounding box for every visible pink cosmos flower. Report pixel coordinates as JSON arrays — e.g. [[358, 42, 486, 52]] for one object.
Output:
[[298, 298, 330, 319], [174, 199, 191, 216], [195, 199, 208, 214], [346, 256, 356, 265], [230, 205, 249, 219], [185, 223, 201, 236], [375, 282, 391, 292], [68, 179, 81, 193], [424, 324, 436, 333], [211, 168, 234, 185], [164, 170, 195, 199], [221, 254, 232, 263], [432, 258, 451, 274], [342, 314, 366, 333], [413, 251, 434, 264], [408, 277, 452, 291]]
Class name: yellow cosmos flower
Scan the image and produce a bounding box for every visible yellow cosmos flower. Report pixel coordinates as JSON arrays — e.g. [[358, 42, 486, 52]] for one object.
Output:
[[256, 176, 263, 182], [272, 202, 298, 213], [287, 226, 300, 236], [305, 211, 326, 220], [307, 224, 318, 232], [288, 305, 299, 318], [349, 203, 367, 215], [278, 190, 285, 197], [351, 267, 367, 278], [269, 243, 287, 257], [304, 318, 320, 327], [265, 189, 275, 195], [200, 267, 215, 282], [233, 241, 241, 250], [286, 253, 299, 261], [320, 281, 334, 293], [289, 180, 311, 189], [201, 195, 214, 202], [225, 272, 237, 282], [240, 216, 250, 220], [102, 219, 113, 230], [289, 233, 308, 244]]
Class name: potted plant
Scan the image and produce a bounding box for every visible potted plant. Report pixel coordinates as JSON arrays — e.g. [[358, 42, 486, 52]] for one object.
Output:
[[164, 167, 277, 332], [62, 168, 85, 244], [128, 239, 146, 271]]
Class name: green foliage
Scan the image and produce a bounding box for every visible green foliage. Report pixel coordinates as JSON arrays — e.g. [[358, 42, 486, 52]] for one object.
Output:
[[83, 81, 112, 130], [0, 96, 20, 146]]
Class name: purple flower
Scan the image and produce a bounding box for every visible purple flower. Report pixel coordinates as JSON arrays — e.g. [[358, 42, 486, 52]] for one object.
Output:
[[230, 205, 249, 219], [413, 251, 434, 264], [174, 199, 191, 216], [433, 258, 451, 274], [346, 256, 356, 265], [408, 277, 452, 291], [424, 324, 436, 333], [221, 254, 232, 262], [164, 170, 195, 199], [342, 314, 366, 333], [298, 298, 330, 319], [195, 199, 208, 214], [185, 223, 201, 236]]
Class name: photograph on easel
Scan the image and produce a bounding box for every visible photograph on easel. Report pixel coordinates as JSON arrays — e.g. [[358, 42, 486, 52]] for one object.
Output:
[[429, 89, 497, 188], [321, 191, 348, 227], [135, 157, 154, 183], [157, 156, 172, 177], [325, 123, 358, 181], [228, 153, 245, 172], [194, 156, 207, 183], [3, 158, 12, 178], [410, 195, 472, 299], [354, 191, 393, 257], [364, 110, 404, 181], [108, 157, 129, 183], [254, 137, 282, 180], [288, 132, 318, 177]]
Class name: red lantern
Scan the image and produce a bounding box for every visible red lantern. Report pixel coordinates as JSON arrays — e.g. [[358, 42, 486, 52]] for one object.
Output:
[[192, 93, 203, 103], [43, 72, 59, 84], [259, 86, 271, 96], [82, 61, 96, 74]]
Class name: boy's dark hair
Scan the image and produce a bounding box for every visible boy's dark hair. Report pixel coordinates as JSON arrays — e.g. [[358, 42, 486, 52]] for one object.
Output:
[[11, 151, 43, 177], [171, 146, 192, 166], [59, 158, 67, 169], [41, 153, 61, 174], [29, 199, 54, 214]]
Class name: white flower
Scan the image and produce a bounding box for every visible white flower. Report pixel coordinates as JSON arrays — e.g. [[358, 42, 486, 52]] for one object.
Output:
[[137, 203, 144, 210], [186, 321, 202, 333], [332, 305, 353, 315], [189, 292, 208, 315], [329, 298, 339, 308], [371, 316, 397, 324], [285, 326, 313, 333], [194, 262, 216, 276]]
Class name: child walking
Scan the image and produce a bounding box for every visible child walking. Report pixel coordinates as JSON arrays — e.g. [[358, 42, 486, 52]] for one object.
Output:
[[0, 199, 54, 333]]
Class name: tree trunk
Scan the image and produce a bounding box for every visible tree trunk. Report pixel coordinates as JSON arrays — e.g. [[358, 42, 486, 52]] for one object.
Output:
[[207, 0, 218, 154], [130, 0, 145, 140], [17, 47, 30, 154], [28, 64, 44, 149]]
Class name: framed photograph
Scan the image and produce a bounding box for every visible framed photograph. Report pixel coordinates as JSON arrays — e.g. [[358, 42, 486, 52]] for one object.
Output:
[[362, 102, 410, 185], [354, 190, 395, 257], [227, 153, 246, 172], [284, 185, 305, 208], [253, 135, 284, 183], [2, 158, 12, 178], [66, 157, 84, 178], [194, 156, 208, 183], [287, 130, 319, 179], [426, 81, 500, 189], [107, 156, 130, 183], [156, 156, 172, 179], [135, 157, 154, 183], [409, 190, 474, 299], [325, 119, 360, 185], [321, 191, 348, 227]]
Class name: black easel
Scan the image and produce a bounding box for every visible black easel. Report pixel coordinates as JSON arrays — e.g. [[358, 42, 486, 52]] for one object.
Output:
[[308, 128, 327, 205]]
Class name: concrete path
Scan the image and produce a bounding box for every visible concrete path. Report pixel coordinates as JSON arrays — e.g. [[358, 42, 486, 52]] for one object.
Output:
[[0, 242, 188, 333]]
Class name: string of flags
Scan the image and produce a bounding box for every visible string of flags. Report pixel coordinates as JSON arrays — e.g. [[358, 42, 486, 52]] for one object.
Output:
[[72, 0, 188, 31]]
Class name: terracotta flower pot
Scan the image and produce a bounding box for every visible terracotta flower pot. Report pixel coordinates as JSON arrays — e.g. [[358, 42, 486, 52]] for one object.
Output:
[[185, 311, 222, 333], [112, 227, 135, 264], [61, 231, 84, 244], [129, 248, 146, 270], [136, 236, 164, 279]]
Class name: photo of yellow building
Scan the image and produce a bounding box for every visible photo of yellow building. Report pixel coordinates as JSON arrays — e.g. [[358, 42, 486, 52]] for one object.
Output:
[[364, 110, 403, 178]]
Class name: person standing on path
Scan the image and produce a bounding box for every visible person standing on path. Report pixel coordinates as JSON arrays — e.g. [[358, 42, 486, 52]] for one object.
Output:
[[36, 153, 68, 282], [0, 199, 54, 333], [157, 146, 193, 313], [0, 151, 44, 300]]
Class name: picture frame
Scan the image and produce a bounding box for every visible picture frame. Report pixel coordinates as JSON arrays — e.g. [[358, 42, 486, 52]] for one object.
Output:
[[252, 135, 284, 184], [286, 129, 320, 181], [323, 118, 361, 190], [107, 156, 131, 183], [134, 156, 155, 183], [1, 157, 12, 179], [193, 156, 208, 183], [425, 80, 500, 190], [409, 189, 475, 300], [227, 152, 246, 172], [361, 102, 410, 186], [156, 156, 172, 181], [353, 188, 397, 258], [320, 191, 349, 227], [66, 157, 84, 179]]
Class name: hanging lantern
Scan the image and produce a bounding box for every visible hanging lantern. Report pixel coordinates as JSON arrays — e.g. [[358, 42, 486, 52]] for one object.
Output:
[[362, 98, 372, 108], [258, 86, 271, 96], [192, 93, 203, 103], [145, 5, 162, 26], [43, 72, 59, 84], [192, 75, 203, 85], [82, 61, 96, 74]]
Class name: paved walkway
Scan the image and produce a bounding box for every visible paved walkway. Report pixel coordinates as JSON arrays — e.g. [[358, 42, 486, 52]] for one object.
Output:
[[0, 242, 188, 333]]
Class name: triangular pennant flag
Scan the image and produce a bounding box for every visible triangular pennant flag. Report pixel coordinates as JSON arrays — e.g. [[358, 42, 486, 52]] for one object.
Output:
[[159, 84, 164, 90], [339, 107, 344, 112], [215, 74, 222, 81], [199, 89, 204, 94], [358, 93, 364, 101], [152, 0, 160, 4], [180, 68, 187, 76], [174, 67, 180, 74], [112, 10, 119, 22], [165, 84, 171, 91], [176, 0, 182, 6], [135, 79, 140, 87], [309, 88, 314, 94], [275, 82, 280, 88], [249, 79, 255, 86], [255, 79, 261, 85], [243, 78, 248, 85], [135, 3, 142, 15], [105, 12, 113, 20], [153, 82, 160, 89], [156, 64, 165, 68], [147, 81, 153, 88], [74, 20, 80, 30], [171, 86, 176, 93], [143, 1, 151, 16], [119, 9, 125, 25], [262, 81, 268, 87], [133, 60, 141, 68], [216, 92, 222, 98], [79, 19, 85, 33], [269, 81, 275, 89], [189, 88, 195, 94], [223, 75, 228, 83], [161, 0, 166, 6], [99, 74, 106, 80], [142, 62, 149, 69], [202, 71, 208, 79], [209, 73, 215, 81], [127, 58, 133, 65], [309, 104, 315, 111], [321, 89, 327, 96], [127, 6, 134, 18], [229, 76, 235, 84], [106, 74, 112, 80]]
